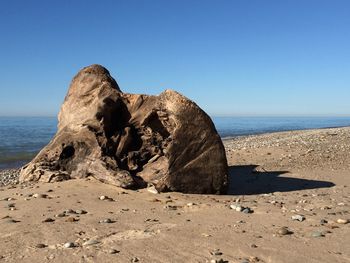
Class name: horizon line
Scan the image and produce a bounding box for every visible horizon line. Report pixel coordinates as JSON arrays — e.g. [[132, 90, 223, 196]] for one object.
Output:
[[1, 114, 350, 118]]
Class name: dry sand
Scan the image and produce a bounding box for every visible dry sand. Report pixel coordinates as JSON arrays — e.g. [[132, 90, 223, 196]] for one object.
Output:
[[1, 127, 349, 263]]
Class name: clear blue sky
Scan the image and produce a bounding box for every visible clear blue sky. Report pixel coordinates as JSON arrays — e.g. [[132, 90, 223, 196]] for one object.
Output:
[[0, 0, 349, 116]]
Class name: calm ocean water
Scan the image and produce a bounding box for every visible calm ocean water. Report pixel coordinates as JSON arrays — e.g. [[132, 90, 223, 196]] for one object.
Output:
[[1, 116, 350, 169]]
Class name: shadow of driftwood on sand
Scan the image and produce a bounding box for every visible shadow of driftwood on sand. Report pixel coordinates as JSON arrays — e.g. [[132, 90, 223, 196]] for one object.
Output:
[[227, 165, 335, 195]]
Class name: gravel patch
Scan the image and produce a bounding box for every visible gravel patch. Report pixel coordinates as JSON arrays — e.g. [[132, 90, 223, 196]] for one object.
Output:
[[0, 169, 20, 187]]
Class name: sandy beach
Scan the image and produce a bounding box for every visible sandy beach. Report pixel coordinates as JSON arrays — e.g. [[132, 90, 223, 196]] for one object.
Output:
[[1, 127, 349, 263]]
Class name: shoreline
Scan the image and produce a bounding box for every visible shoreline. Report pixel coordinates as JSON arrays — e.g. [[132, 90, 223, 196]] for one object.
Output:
[[221, 125, 350, 141], [1, 125, 349, 172]]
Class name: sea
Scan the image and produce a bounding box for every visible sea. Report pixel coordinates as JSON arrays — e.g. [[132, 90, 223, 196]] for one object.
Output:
[[1, 116, 350, 170]]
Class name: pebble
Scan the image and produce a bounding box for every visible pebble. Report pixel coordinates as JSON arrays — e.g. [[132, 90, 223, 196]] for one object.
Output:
[[55, 213, 66, 218], [210, 259, 226, 263], [277, 227, 291, 235], [75, 209, 87, 214], [35, 243, 47, 248], [6, 219, 19, 223], [0, 169, 20, 186], [33, 193, 48, 198], [131, 257, 139, 262], [210, 249, 223, 256], [242, 208, 253, 214], [99, 218, 114, 224], [42, 218, 55, 223], [65, 217, 78, 222], [109, 249, 120, 254], [291, 215, 305, 222], [7, 203, 16, 208], [99, 195, 108, 200], [63, 242, 75, 248], [230, 204, 253, 213], [147, 186, 159, 194], [336, 219, 349, 224], [311, 231, 325, 238], [320, 219, 328, 224], [83, 239, 100, 246]]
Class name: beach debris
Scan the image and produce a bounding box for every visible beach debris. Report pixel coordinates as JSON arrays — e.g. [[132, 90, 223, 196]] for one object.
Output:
[[19, 65, 227, 194]]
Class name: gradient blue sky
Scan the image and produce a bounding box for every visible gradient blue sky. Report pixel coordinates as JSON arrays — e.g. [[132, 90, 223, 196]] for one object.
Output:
[[0, 0, 349, 116]]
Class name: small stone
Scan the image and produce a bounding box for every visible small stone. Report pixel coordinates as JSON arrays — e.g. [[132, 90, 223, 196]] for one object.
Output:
[[63, 242, 75, 248], [210, 249, 223, 256], [251, 244, 258, 248], [131, 257, 139, 262], [55, 213, 66, 218], [109, 249, 120, 254], [242, 208, 252, 214], [65, 217, 78, 222], [336, 219, 349, 224], [64, 209, 75, 214], [7, 203, 16, 208], [320, 219, 328, 225], [291, 215, 305, 222], [277, 227, 291, 235], [99, 218, 114, 224], [99, 195, 108, 200], [83, 239, 100, 246], [164, 205, 178, 210], [6, 219, 19, 223], [235, 205, 243, 212], [75, 209, 87, 214], [311, 231, 324, 238], [36, 243, 47, 248], [210, 259, 226, 263], [42, 218, 55, 223], [147, 186, 159, 194], [33, 193, 48, 198]]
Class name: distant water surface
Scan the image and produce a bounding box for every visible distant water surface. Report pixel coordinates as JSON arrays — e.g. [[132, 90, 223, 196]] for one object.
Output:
[[0, 116, 350, 169]]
